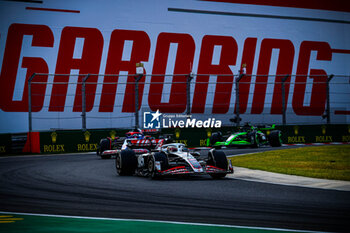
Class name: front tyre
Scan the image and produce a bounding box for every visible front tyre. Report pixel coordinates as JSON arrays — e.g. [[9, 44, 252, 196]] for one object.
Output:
[[115, 149, 137, 176], [148, 157, 157, 179], [208, 150, 228, 179], [148, 152, 168, 179], [99, 138, 112, 159]]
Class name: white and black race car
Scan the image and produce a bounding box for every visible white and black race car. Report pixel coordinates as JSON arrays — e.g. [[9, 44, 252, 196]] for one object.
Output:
[[115, 143, 234, 179]]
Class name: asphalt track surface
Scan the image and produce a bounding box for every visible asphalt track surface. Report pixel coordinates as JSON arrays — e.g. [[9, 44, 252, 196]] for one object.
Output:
[[0, 146, 349, 232]]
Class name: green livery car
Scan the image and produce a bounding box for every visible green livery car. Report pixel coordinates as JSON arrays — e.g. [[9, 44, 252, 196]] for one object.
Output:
[[208, 124, 282, 148]]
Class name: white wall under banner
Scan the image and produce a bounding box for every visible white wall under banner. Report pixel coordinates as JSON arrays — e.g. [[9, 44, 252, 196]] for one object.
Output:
[[0, 0, 349, 133]]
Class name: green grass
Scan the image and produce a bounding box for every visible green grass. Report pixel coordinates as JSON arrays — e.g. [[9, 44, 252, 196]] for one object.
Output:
[[0, 213, 297, 233], [229, 145, 350, 181]]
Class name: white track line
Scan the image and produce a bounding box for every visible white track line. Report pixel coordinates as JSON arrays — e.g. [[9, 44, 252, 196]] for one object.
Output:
[[0, 211, 322, 233]]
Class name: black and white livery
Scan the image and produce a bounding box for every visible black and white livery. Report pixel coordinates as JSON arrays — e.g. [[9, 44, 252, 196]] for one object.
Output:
[[115, 143, 234, 179]]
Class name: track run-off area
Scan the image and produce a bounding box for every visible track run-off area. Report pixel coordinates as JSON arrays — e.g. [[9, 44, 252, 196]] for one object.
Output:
[[0, 145, 349, 232]]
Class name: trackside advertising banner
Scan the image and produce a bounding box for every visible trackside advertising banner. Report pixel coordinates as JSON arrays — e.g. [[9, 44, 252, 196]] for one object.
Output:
[[0, 0, 349, 133]]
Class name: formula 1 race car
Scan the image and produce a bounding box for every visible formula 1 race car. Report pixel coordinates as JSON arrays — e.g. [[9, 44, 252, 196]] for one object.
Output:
[[115, 143, 233, 179], [209, 123, 282, 148], [96, 129, 164, 159]]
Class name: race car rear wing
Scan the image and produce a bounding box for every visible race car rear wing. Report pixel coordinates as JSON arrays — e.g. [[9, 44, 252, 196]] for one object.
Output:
[[256, 124, 276, 131], [121, 138, 165, 151]]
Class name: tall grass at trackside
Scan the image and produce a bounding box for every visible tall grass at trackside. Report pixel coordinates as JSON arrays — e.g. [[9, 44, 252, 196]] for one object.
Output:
[[229, 145, 350, 181]]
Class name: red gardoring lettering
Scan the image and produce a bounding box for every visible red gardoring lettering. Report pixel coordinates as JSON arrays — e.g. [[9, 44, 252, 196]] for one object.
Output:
[[192, 35, 237, 113], [0, 23, 53, 112], [99, 29, 150, 112], [0, 23, 337, 118], [148, 32, 195, 113], [292, 41, 332, 115], [251, 38, 294, 114], [235, 37, 257, 114], [49, 27, 103, 112], [22, 58, 50, 112]]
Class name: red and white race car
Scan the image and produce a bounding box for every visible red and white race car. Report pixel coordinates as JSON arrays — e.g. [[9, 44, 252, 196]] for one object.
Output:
[[116, 143, 234, 179], [97, 129, 233, 179], [96, 128, 168, 159]]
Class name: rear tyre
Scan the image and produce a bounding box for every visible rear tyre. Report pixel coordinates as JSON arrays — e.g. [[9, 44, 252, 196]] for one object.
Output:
[[115, 149, 137, 176], [210, 132, 223, 148], [99, 138, 112, 159], [250, 131, 259, 148], [208, 150, 228, 179], [269, 130, 282, 147], [148, 152, 168, 179]]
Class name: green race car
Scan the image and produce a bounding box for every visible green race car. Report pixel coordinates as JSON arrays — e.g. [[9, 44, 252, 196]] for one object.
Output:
[[208, 124, 282, 148]]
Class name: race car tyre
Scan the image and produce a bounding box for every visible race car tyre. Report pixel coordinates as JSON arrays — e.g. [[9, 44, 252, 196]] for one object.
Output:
[[148, 152, 168, 179], [115, 149, 137, 176], [99, 138, 111, 159], [208, 150, 228, 179], [210, 132, 223, 148], [269, 130, 282, 147], [250, 132, 260, 148]]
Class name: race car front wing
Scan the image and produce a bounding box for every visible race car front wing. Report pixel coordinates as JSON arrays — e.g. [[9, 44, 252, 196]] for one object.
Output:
[[158, 161, 234, 176]]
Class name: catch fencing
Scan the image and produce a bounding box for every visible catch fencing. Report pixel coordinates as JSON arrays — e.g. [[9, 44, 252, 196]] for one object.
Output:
[[27, 73, 350, 132]]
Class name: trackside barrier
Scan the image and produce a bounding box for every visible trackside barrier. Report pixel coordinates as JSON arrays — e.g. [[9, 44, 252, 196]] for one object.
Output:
[[208, 124, 350, 146], [0, 134, 11, 154], [40, 124, 350, 154], [38, 124, 350, 153], [1, 124, 349, 154], [277, 124, 350, 144], [39, 129, 131, 154], [0, 132, 40, 154], [22, 132, 41, 153]]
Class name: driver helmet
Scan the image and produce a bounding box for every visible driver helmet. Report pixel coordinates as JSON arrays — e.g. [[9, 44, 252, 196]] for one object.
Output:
[[167, 146, 178, 153], [126, 128, 144, 139]]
